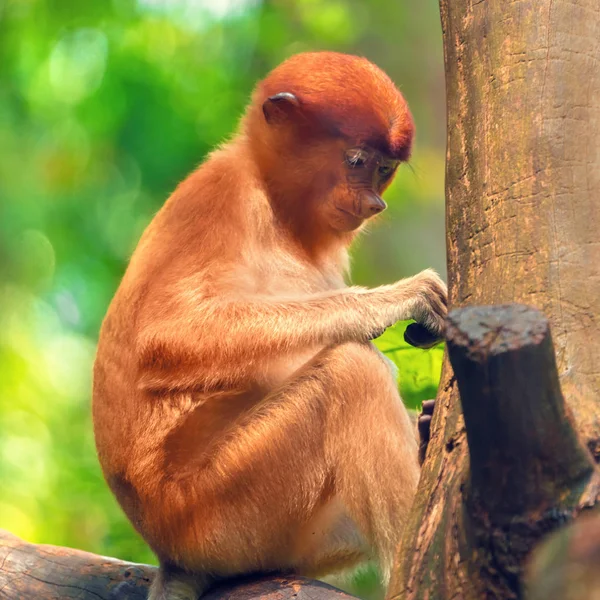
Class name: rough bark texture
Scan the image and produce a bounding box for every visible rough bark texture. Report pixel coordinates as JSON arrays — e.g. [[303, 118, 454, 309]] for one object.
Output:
[[390, 1, 600, 597], [440, 0, 600, 448], [0, 530, 357, 600]]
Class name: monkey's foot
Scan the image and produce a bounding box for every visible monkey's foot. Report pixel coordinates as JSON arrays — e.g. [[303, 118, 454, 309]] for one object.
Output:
[[418, 399, 435, 465]]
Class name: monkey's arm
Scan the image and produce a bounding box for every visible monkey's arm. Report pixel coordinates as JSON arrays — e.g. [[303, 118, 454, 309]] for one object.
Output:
[[137, 269, 446, 390]]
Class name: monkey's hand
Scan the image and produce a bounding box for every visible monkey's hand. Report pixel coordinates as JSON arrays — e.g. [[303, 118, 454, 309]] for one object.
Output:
[[403, 269, 447, 348], [369, 325, 388, 340]]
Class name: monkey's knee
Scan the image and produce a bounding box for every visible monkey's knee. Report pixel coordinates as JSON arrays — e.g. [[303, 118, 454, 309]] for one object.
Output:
[[326, 342, 391, 375], [323, 342, 399, 397]]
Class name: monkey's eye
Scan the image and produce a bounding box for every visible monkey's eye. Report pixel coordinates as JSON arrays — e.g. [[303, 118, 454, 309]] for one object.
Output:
[[378, 163, 396, 178], [345, 148, 369, 168]]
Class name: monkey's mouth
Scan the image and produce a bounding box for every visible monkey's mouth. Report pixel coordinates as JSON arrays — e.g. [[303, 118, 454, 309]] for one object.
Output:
[[336, 207, 363, 221], [334, 207, 365, 231]]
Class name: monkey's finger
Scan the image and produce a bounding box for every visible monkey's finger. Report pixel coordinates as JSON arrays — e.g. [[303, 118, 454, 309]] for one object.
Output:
[[418, 413, 432, 465], [418, 401, 435, 463], [418, 413, 432, 440], [421, 399, 435, 416], [417, 286, 447, 324], [419, 269, 448, 308], [431, 297, 448, 321], [404, 322, 441, 348]]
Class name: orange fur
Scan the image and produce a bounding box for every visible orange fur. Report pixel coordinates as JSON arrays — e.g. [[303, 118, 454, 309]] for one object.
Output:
[[92, 52, 447, 600]]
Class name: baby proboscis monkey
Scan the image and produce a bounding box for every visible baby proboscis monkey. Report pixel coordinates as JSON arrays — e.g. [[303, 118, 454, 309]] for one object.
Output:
[[93, 52, 447, 600]]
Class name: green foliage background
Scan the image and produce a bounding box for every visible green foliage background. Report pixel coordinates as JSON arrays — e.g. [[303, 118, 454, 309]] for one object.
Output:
[[0, 0, 445, 595]]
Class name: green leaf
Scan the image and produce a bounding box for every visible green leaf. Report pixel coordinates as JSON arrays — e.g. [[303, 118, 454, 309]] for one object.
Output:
[[374, 321, 444, 410]]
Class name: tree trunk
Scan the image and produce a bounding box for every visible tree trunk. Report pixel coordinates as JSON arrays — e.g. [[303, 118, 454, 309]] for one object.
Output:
[[389, 0, 600, 598]]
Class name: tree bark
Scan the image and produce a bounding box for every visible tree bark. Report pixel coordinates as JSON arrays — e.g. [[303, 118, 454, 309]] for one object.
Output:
[[0, 530, 357, 600], [390, 0, 600, 598]]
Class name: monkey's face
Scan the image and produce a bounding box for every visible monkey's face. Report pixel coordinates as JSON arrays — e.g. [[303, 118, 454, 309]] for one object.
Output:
[[324, 145, 399, 233], [256, 89, 409, 234]]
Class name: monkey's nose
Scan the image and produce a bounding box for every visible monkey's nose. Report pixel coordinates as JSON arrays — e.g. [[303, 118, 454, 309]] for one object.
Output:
[[362, 192, 387, 217]]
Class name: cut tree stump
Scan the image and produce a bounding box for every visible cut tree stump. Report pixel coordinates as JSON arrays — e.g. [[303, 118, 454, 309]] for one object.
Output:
[[391, 304, 600, 600], [0, 530, 357, 600]]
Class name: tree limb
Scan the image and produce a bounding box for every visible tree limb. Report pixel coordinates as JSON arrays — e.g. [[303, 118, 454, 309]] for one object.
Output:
[[0, 530, 357, 600]]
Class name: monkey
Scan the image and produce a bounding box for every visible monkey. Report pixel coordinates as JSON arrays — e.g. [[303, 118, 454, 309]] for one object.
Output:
[[92, 51, 447, 600]]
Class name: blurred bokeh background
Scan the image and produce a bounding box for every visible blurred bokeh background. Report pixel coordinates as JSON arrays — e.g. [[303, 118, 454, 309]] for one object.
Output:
[[0, 0, 445, 597]]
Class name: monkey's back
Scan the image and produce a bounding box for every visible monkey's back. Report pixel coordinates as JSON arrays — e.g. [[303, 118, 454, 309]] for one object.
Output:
[[92, 143, 350, 561]]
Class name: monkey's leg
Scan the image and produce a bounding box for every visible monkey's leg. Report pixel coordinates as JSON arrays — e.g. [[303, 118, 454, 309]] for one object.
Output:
[[318, 343, 420, 582], [153, 342, 418, 585], [278, 343, 420, 584]]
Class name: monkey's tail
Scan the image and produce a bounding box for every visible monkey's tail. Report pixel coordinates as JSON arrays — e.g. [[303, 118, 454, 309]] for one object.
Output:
[[148, 563, 212, 600]]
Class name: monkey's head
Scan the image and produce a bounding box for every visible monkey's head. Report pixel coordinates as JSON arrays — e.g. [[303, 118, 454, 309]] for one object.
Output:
[[245, 52, 414, 233]]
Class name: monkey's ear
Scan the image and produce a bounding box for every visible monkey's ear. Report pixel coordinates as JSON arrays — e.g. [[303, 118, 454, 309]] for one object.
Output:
[[262, 92, 300, 124]]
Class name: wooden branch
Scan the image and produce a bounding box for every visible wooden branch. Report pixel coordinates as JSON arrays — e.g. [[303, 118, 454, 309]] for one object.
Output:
[[0, 530, 357, 600]]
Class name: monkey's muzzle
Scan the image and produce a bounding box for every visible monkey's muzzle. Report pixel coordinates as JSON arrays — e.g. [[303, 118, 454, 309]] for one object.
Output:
[[358, 191, 387, 219]]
